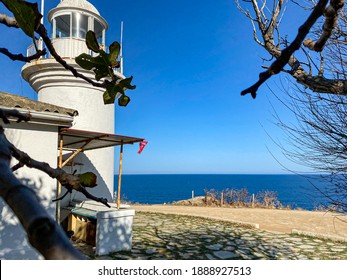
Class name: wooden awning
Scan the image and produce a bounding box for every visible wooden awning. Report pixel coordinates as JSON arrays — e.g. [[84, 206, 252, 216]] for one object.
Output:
[[55, 128, 144, 220], [59, 128, 144, 151]]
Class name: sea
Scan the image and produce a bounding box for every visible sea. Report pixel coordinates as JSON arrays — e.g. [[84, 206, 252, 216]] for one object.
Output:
[[114, 174, 337, 210]]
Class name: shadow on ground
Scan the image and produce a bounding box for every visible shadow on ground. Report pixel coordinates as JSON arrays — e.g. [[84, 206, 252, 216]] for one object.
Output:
[[76, 211, 347, 260]]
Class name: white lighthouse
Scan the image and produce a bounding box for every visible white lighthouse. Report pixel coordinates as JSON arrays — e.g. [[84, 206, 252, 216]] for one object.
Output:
[[0, 0, 143, 259], [22, 0, 123, 205]]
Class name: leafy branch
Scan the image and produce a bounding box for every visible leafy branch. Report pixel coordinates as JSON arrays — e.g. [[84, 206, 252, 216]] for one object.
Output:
[[75, 30, 136, 106]]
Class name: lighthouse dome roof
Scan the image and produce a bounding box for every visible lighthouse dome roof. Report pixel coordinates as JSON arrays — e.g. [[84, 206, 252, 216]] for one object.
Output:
[[56, 0, 100, 15]]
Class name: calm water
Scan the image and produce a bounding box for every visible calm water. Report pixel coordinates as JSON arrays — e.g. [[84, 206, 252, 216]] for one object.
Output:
[[115, 174, 333, 210]]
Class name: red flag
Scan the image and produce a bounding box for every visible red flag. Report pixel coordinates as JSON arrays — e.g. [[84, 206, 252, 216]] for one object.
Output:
[[138, 141, 148, 154]]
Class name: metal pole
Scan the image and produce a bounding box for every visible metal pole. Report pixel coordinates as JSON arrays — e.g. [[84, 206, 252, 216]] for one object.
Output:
[[117, 143, 124, 209], [41, 0, 44, 24], [56, 135, 63, 222], [120, 21, 124, 74]]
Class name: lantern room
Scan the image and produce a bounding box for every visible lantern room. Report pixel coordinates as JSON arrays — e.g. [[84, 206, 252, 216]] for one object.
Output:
[[48, 0, 108, 58]]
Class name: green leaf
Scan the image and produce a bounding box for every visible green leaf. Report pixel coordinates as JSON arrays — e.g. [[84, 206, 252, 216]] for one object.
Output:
[[76, 54, 111, 80], [118, 95, 131, 107], [103, 83, 124, 104], [96, 51, 114, 79], [103, 90, 116, 105], [86, 30, 100, 53], [108, 41, 120, 67], [94, 66, 110, 80], [78, 172, 97, 188], [106, 83, 124, 95], [75, 53, 95, 70], [119, 76, 136, 90], [2, 0, 42, 39]]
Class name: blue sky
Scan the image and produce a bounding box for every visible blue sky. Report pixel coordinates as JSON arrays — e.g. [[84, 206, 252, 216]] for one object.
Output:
[[0, 0, 312, 174]]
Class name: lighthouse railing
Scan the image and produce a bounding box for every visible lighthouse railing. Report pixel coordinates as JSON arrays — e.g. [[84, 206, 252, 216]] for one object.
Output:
[[26, 38, 122, 74], [27, 38, 46, 58]]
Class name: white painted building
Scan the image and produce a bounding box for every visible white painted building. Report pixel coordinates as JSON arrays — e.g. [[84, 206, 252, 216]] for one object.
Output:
[[0, 92, 76, 259], [0, 0, 142, 259]]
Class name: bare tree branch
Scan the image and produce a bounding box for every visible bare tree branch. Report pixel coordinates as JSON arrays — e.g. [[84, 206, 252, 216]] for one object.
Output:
[[268, 84, 347, 212], [8, 142, 111, 208], [304, 0, 345, 51], [241, 0, 329, 98], [0, 47, 46, 62], [0, 13, 19, 28], [238, 0, 347, 97]]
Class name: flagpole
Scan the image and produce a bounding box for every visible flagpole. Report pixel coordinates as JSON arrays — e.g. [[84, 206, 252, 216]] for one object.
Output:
[[39, 0, 45, 52], [120, 21, 124, 74], [41, 0, 44, 24]]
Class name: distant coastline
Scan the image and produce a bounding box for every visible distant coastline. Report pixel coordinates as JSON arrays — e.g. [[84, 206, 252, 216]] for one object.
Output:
[[115, 174, 334, 210]]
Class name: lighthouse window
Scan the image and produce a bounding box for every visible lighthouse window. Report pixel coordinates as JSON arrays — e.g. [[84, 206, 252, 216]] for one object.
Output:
[[72, 12, 88, 39], [94, 20, 104, 44], [55, 15, 70, 38]]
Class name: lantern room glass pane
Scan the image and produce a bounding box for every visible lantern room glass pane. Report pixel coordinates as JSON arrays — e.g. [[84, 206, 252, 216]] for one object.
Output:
[[94, 19, 104, 44], [55, 14, 70, 38], [72, 12, 88, 38]]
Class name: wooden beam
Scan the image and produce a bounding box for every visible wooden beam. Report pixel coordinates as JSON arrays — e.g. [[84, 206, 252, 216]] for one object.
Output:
[[56, 135, 64, 222], [62, 148, 83, 168], [117, 143, 124, 209]]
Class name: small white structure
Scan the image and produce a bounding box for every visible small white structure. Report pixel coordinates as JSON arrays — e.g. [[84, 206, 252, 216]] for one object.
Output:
[[0, 92, 76, 259], [67, 200, 135, 255], [0, 0, 143, 259]]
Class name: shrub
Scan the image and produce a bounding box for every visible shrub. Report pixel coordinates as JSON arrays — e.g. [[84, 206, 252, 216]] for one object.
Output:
[[203, 188, 282, 208]]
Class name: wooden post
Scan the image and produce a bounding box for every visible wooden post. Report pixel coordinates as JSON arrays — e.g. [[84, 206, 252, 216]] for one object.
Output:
[[221, 192, 224, 206], [62, 148, 83, 168], [61, 139, 92, 168], [117, 143, 124, 209], [192, 190, 194, 205], [56, 135, 63, 222], [252, 193, 255, 208]]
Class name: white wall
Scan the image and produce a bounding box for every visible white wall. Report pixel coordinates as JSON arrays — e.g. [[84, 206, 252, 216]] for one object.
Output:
[[62, 147, 115, 204], [39, 83, 115, 203], [0, 122, 59, 259]]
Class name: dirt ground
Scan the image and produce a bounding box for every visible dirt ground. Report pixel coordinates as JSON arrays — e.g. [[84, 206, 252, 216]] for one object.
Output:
[[132, 204, 347, 240]]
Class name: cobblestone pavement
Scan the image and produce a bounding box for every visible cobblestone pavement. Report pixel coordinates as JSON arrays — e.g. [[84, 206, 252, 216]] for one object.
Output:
[[133, 205, 347, 238], [79, 212, 347, 260]]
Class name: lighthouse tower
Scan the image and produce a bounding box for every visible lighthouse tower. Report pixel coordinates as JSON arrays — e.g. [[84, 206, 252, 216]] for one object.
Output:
[[22, 0, 121, 203]]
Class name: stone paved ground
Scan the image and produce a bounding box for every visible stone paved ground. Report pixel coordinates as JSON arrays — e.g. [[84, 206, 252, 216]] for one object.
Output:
[[133, 205, 347, 239], [78, 212, 347, 260]]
